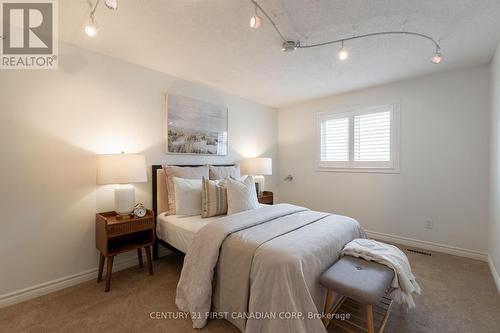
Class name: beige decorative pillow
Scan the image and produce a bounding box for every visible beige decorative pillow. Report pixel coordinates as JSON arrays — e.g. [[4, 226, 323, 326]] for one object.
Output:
[[226, 176, 259, 215], [201, 177, 228, 218], [209, 164, 240, 180], [163, 165, 209, 215]]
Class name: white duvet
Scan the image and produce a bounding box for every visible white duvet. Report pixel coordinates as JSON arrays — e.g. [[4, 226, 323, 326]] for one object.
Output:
[[176, 204, 365, 333]]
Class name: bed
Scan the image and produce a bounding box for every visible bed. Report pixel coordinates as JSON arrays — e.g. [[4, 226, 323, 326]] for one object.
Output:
[[151, 165, 366, 333]]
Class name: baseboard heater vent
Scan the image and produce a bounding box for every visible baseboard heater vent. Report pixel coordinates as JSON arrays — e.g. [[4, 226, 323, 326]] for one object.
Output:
[[406, 248, 432, 256]]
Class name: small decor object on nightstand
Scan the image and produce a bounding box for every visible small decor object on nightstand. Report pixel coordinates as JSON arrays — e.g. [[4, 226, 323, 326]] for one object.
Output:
[[96, 210, 155, 292], [134, 203, 146, 218], [258, 191, 274, 205]]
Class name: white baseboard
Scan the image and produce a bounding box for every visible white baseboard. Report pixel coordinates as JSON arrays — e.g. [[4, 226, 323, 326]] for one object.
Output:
[[366, 230, 488, 262], [0, 248, 171, 309], [488, 255, 500, 295]]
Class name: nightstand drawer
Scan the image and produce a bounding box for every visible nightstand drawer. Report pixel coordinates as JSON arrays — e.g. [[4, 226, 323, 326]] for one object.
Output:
[[106, 219, 154, 237], [258, 191, 274, 205]]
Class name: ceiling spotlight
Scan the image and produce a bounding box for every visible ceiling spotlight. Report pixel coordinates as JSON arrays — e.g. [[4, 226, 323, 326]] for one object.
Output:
[[250, 6, 262, 29], [105, 0, 118, 10], [250, 15, 262, 29], [84, 0, 100, 37], [282, 41, 298, 52], [431, 47, 443, 64], [84, 17, 97, 37], [337, 41, 349, 61]]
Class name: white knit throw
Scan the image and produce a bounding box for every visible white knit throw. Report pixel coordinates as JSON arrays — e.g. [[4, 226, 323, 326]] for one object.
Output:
[[341, 238, 422, 309]]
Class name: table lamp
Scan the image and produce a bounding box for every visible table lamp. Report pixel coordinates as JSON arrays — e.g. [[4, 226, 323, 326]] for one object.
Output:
[[97, 153, 148, 215], [240, 157, 272, 196]]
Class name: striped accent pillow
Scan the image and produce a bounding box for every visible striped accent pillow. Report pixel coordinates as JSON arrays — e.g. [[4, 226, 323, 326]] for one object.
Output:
[[201, 177, 228, 218]]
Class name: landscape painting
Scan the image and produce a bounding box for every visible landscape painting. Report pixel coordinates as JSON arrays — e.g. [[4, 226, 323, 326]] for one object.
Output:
[[164, 94, 228, 155]]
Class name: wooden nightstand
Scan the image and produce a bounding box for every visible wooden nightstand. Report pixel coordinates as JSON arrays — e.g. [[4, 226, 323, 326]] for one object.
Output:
[[258, 191, 274, 205], [96, 210, 155, 292]]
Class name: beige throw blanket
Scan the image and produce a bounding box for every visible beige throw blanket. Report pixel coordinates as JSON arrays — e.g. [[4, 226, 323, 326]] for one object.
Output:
[[341, 238, 422, 308], [176, 204, 366, 333]]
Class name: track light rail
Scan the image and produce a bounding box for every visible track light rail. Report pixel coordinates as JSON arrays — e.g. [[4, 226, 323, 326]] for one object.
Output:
[[249, 0, 442, 63]]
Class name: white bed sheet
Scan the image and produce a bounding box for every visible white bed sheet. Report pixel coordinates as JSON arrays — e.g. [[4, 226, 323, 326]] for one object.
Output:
[[156, 213, 222, 253]]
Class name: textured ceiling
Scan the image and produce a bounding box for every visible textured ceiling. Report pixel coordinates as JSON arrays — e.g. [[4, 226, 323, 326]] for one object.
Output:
[[60, 0, 500, 108]]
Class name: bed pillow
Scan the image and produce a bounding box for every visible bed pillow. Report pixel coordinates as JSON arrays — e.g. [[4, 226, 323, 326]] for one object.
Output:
[[226, 176, 259, 215], [163, 165, 209, 215], [209, 164, 240, 180], [173, 177, 203, 216], [201, 177, 228, 218]]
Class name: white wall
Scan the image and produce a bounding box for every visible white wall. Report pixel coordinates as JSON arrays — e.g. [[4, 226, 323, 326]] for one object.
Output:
[[278, 65, 490, 254], [0, 43, 277, 299], [489, 43, 500, 291]]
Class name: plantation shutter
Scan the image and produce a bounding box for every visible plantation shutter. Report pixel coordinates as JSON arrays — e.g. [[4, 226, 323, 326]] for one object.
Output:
[[353, 111, 391, 162], [320, 117, 349, 162]]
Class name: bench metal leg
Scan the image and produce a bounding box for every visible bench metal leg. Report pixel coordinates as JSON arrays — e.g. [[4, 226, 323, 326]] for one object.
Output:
[[366, 304, 375, 333]]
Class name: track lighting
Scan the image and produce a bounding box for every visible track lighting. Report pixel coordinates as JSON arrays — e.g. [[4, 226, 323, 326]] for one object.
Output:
[[250, 5, 262, 29], [84, 0, 118, 37], [431, 47, 443, 64], [105, 0, 118, 10], [82, 0, 445, 66], [84, 16, 97, 37], [250, 15, 262, 29], [282, 41, 298, 52], [84, 0, 99, 37], [337, 41, 349, 61], [248, 0, 443, 65]]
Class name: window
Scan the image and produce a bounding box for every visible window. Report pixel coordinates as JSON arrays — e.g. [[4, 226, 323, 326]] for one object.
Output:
[[317, 103, 400, 172]]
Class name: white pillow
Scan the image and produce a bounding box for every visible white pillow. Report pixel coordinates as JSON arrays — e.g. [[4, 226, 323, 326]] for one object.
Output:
[[209, 164, 241, 180], [226, 176, 259, 215], [173, 177, 202, 216], [163, 165, 209, 215]]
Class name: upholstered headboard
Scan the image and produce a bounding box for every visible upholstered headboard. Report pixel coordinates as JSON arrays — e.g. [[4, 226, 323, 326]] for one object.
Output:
[[151, 164, 235, 217]]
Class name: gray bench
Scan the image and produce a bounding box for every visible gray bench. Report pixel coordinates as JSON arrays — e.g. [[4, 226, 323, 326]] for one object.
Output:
[[320, 256, 394, 333]]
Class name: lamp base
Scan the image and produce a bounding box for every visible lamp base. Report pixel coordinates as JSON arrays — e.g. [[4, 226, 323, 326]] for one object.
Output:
[[115, 184, 135, 215], [254, 175, 265, 197]]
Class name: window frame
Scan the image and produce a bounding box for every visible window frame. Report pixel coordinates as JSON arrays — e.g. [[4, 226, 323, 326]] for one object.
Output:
[[316, 102, 400, 173]]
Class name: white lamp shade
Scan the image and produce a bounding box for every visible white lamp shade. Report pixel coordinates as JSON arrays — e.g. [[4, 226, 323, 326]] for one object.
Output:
[[240, 157, 272, 176], [97, 154, 148, 185]]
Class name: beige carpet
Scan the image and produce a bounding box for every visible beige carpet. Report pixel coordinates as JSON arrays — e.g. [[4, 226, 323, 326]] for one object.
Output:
[[1, 246, 499, 333]]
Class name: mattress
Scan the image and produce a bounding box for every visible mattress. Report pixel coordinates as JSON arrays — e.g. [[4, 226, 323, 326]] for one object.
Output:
[[156, 213, 222, 253]]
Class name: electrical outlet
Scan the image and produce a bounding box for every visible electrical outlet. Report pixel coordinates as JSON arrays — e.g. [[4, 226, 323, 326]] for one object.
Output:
[[425, 219, 434, 229]]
